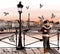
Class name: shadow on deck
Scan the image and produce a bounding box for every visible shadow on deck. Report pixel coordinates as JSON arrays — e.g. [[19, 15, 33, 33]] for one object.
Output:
[[0, 47, 60, 54]]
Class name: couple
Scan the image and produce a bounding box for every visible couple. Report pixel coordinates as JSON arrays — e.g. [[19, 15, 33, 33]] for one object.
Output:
[[41, 20, 52, 53]]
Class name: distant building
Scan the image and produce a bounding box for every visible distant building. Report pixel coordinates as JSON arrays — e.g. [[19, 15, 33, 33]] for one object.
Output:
[[22, 21, 38, 28], [0, 19, 6, 31], [53, 22, 60, 30], [12, 21, 19, 28]]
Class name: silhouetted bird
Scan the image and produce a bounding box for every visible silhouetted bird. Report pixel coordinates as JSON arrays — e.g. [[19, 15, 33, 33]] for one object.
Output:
[[26, 6, 29, 9], [42, 16, 44, 20], [38, 16, 44, 20], [3, 12, 9, 16], [40, 4, 43, 8], [38, 16, 41, 19], [51, 13, 55, 18]]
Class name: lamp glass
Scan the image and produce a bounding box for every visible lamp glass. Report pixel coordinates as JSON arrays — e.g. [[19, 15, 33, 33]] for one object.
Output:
[[18, 8, 22, 12]]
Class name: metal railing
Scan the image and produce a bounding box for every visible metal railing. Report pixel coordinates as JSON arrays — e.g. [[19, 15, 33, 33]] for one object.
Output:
[[0, 28, 59, 50], [23, 29, 60, 50]]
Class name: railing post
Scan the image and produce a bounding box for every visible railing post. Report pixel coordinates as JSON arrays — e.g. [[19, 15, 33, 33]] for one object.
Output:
[[57, 29, 60, 50]]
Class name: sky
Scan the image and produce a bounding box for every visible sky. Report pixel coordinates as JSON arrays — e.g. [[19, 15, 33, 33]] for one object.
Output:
[[0, 0, 60, 22]]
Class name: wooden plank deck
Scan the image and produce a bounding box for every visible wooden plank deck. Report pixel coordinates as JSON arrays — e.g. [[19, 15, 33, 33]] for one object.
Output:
[[0, 48, 59, 54]]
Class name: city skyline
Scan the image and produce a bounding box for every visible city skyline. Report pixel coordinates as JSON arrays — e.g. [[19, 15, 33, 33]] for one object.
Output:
[[0, 0, 60, 22]]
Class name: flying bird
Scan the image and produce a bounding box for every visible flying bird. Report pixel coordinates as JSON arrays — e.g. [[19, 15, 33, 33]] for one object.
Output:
[[51, 13, 55, 18], [38, 16, 44, 20], [38, 16, 41, 19], [41, 16, 44, 20], [40, 4, 43, 8], [26, 6, 29, 9], [3, 12, 9, 16]]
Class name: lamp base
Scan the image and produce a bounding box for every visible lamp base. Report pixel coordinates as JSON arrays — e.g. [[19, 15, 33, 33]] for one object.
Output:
[[16, 47, 25, 50]]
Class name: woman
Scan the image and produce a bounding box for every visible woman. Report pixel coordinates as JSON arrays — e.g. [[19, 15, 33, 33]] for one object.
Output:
[[41, 20, 51, 53]]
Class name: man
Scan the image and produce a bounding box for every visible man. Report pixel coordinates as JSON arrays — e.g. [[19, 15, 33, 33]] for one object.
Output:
[[41, 20, 51, 53]]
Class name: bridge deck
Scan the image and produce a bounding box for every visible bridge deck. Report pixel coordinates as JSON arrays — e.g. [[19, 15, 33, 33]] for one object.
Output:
[[0, 48, 60, 54]]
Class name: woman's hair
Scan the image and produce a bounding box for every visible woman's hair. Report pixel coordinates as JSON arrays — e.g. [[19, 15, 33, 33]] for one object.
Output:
[[43, 20, 49, 24]]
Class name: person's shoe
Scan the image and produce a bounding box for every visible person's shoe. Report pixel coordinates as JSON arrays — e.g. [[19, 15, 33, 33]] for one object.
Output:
[[47, 47, 51, 49], [44, 49, 48, 53]]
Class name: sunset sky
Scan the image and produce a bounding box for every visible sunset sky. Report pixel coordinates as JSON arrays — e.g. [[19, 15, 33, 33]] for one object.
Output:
[[0, 0, 60, 22]]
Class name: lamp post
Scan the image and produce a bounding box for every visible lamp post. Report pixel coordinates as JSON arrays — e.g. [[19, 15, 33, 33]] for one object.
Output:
[[16, 1, 24, 50], [26, 6, 30, 29], [28, 13, 30, 29]]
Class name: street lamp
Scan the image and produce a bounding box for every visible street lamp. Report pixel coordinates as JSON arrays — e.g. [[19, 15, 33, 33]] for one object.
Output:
[[26, 6, 30, 29], [28, 13, 30, 29], [16, 1, 24, 50]]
